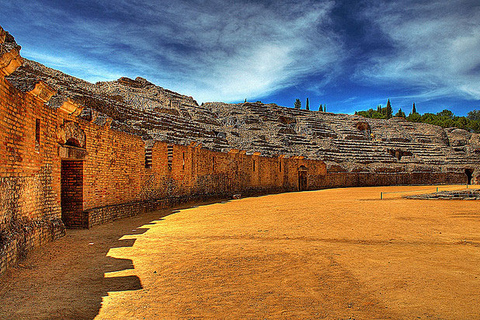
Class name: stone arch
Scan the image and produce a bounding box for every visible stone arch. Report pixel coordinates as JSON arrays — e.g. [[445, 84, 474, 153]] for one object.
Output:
[[465, 169, 474, 185], [57, 121, 86, 148], [66, 138, 81, 148]]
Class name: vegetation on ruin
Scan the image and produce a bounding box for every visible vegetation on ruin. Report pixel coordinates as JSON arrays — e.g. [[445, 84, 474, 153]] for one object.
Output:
[[355, 101, 480, 133]]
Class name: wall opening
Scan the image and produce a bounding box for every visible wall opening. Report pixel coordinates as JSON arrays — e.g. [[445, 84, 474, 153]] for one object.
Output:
[[35, 119, 40, 144], [61, 160, 85, 228], [298, 165, 308, 191], [167, 145, 173, 171], [253, 159, 256, 172], [66, 138, 81, 148], [465, 169, 474, 185], [145, 145, 153, 169], [35, 119, 40, 152]]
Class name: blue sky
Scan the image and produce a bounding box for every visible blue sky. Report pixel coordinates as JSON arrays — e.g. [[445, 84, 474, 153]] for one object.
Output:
[[1, 0, 479, 115]]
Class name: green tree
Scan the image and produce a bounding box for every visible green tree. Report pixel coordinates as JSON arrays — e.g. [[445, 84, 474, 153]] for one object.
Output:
[[412, 103, 417, 115], [356, 105, 480, 133], [437, 109, 454, 119], [395, 108, 406, 118], [306, 98, 310, 111], [467, 110, 480, 121], [407, 112, 421, 122], [469, 119, 480, 132], [385, 99, 393, 119], [319, 104, 323, 112], [294, 99, 301, 109], [455, 117, 468, 130]]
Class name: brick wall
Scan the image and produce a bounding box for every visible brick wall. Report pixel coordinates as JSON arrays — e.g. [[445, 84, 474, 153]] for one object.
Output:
[[0, 75, 65, 274], [82, 123, 145, 210]]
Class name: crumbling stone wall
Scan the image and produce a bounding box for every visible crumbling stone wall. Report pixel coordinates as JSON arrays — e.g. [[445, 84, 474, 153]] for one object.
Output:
[[0, 60, 65, 274]]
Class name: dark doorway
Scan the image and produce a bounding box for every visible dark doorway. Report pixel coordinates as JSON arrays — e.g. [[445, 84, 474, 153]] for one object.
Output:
[[298, 166, 308, 191], [465, 169, 474, 185], [61, 160, 85, 228]]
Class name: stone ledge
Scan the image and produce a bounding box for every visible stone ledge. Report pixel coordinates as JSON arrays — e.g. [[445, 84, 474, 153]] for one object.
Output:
[[406, 189, 480, 200]]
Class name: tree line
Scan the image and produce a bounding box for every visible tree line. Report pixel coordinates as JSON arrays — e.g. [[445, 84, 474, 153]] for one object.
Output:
[[294, 98, 326, 112], [355, 100, 480, 133]]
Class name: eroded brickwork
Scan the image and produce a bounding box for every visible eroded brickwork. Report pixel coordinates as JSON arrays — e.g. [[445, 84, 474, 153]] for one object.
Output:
[[0, 65, 65, 274]]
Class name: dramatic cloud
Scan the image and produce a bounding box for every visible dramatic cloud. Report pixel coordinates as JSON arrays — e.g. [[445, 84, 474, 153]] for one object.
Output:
[[1, 0, 479, 113], [2, 0, 342, 102], [357, 0, 480, 102]]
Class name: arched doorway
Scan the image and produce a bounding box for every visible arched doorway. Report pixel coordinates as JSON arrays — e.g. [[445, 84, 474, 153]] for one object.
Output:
[[58, 121, 87, 228], [298, 166, 308, 191], [465, 169, 474, 185]]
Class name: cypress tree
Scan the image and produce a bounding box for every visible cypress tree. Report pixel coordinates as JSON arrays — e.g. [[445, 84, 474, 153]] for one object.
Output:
[[319, 104, 323, 112], [306, 98, 310, 111], [412, 102, 417, 114], [294, 99, 301, 109], [386, 99, 393, 119]]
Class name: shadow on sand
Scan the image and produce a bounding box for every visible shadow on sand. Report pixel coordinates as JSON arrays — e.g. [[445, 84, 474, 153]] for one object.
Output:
[[0, 199, 231, 320]]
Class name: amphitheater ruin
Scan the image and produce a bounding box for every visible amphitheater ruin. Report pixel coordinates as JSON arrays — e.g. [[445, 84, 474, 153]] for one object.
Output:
[[1, 25, 479, 275]]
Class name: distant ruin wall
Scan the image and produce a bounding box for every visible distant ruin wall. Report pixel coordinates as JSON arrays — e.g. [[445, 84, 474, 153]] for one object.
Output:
[[320, 170, 467, 189]]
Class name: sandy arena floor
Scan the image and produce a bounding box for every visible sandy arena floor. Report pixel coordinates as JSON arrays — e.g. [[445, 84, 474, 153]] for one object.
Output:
[[1, 185, 480, 319]]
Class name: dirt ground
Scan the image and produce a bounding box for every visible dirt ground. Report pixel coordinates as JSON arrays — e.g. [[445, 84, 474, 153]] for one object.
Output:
[[1, 185, 480, 320]]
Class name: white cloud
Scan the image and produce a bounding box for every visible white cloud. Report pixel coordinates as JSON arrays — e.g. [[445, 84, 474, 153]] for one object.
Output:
[[22, 50, 124, 82], [357, 0, 480, 101], [5, 0, 344, 103], [120, 0, 343, 102]]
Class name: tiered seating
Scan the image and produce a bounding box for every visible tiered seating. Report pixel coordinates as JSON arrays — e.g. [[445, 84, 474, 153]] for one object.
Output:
[[7, 58, 480, 168]]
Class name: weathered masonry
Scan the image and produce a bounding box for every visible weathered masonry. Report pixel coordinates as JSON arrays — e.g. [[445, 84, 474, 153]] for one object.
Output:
[[0, 26, 474, 275]]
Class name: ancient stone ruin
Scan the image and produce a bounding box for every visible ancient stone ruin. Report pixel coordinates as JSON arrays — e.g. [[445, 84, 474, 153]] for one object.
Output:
[[406, 189, 480, 200], [1, 26, 479, 274]]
